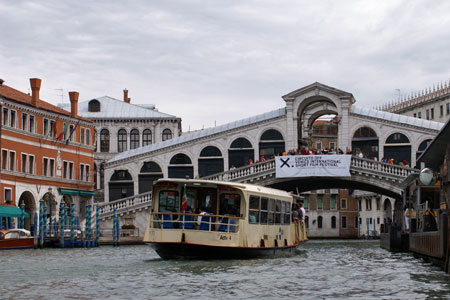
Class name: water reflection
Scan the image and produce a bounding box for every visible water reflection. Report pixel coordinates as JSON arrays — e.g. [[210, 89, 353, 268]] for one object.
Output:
[[0, 240, 449, 300]]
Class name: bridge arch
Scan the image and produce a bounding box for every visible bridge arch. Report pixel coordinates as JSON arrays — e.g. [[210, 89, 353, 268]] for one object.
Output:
[[168, 153, 194, 179], [138, 161, 164, 193], [198, 145, 224, 177], [258, 128, 285, 159], [383, 131, 412, 165], [228, 137, 254, 168], [109, 169, 135, 201], [351, 125, 379, 159], [269, 175, 403, 200]]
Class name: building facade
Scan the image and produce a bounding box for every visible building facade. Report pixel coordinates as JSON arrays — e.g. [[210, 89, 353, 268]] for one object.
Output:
[[0, 78, 95, 231], [59, 90, 181, 202]]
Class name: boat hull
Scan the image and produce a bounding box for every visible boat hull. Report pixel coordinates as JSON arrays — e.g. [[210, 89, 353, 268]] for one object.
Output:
[[0, 238, 34, 250], [149, 242, 300, 259]]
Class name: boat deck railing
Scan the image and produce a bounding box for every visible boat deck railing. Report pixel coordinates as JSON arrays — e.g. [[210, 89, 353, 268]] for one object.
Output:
[[150, 212, 241, 233]]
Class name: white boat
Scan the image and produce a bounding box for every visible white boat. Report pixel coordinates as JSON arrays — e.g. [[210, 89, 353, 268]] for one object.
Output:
[[143, 179, 307, 259]]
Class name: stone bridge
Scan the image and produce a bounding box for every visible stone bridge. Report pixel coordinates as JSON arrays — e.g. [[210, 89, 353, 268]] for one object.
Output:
[[97, 156, 414, 227]]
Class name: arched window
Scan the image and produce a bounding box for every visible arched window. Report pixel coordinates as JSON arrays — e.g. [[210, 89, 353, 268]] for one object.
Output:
[[142, 129, 152, 146], [416, 139, 432, 159], [162, 129, 172, 141], [331, 216, 336, 228], [352, 126, 379, 159], [88, 99, 100, 112], [100, 129, 110, 152], [130, 129, 139, 150], [109, 170, 133, 201], [118, 129, 127, 152], [384, 133, 411, 164], [318, 216, 323, 229]]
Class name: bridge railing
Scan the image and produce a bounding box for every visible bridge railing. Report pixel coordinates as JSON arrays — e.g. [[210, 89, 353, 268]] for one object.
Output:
[[202, 156, 416, 182], [97, 191, 152, 218]]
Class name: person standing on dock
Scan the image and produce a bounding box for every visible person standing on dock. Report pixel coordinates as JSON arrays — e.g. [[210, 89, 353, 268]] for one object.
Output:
[[404, 202, 411, 231]]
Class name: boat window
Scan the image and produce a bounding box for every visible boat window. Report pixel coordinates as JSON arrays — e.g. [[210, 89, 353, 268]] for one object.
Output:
[[200, 192, 214, 212], [249, 195, 260, 224], [268, 199, 275, 225], [5, 232, 19, 239], [219, 193, 241, 216], [284, 201, 291, 224], [280, 201, 285, 225], [260, 197, 268, 224], [275, 200, 281, 225], [158, 190, 179, 212]]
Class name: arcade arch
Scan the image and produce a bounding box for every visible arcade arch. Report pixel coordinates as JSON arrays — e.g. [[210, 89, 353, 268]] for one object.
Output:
[[228, 137, 254, 168], [384, 132, 411, 165], [198, 146, 224, 177], [109, 170, 134, 201], [138, 161, 163, 194], [168, 153, 193, 179], [416, 139, 432, 160], [259, 129, 285, 159], [18, 191, 35, 231], [352, 126, 379, 159]]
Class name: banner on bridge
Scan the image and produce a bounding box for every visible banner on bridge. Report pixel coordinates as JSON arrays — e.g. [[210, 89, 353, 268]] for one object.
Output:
[[275, 155, 352, 178]]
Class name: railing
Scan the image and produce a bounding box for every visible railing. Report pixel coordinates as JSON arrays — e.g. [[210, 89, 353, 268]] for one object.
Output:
[[150, 212, 240, 233], [99, 228, 140, 237], [202, 156, 415, 183], [97, 191, 152, 218]]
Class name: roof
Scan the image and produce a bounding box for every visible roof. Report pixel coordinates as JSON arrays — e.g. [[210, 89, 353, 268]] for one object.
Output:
[[416, 117, 450, 167], [59, 96, 178, 119], [0, 84, 91, 122], [154, 178, 293, 199], [352, 105, 444, 131], [108, 107, 286, 163]]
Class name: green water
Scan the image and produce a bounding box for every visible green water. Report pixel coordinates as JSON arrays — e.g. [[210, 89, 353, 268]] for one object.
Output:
[[0, 240, 449, 299]]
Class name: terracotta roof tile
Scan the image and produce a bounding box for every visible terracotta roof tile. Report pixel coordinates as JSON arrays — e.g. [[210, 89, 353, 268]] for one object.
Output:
[[0, 84, 92, 123]]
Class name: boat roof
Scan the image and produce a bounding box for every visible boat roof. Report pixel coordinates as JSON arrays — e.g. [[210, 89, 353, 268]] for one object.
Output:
[[154, 179, 293, 199]]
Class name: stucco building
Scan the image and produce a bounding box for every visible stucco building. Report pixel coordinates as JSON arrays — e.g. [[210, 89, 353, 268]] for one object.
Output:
[[0, 78, 95, 231]]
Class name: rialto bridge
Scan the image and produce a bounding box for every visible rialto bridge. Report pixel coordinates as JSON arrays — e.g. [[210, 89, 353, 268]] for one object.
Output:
[[102, 82, 442, 203]]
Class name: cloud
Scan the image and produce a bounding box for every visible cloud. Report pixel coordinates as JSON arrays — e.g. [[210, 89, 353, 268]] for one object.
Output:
[[1, 0, 450, 130]]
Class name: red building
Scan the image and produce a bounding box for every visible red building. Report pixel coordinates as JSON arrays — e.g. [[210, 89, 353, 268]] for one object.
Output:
[[0, 78, 95, 231]]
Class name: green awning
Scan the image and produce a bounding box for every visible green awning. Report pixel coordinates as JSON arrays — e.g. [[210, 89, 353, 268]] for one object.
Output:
[[59, 188, 80, 195], [0, 206, 30, 218], [59, 188, 95, 197], [79, 191, 95, 197]]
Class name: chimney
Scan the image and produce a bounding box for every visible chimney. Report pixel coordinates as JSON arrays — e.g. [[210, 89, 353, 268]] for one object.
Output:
[[123, 89, 130, 103], [30, 78, 41, 107], [69, 91, 79, 117]]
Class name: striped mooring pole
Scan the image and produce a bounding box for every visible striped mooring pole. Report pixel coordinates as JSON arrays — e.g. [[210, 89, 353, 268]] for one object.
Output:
[[95, 206, 100, 247], [43, 206, 48, 238], [70, 203, 76, 247], [20, 203, 25, 229], [33, 212, 38, 248], [59, 202, 65, 248], [113, 208, 117, 247], [39, 199, 44, 248]]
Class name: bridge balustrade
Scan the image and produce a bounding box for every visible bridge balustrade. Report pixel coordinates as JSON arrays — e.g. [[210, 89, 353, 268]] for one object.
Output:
[[97, 191, 152, 219]]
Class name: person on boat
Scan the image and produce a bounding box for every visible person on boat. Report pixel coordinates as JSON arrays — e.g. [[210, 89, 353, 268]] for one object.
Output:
[[299, 202, 306, 223], [197, 208, 207, 227], [292, 204, 299, 221]]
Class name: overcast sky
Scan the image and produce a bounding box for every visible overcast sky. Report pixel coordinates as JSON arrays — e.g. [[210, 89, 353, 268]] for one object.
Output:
[[1, 1, 450, 131]]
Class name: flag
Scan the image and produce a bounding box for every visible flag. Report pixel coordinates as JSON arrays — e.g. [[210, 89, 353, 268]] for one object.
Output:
[[181, 184, 188, 211], [66, 120, 81, 145], [57, 122, 68, 140]]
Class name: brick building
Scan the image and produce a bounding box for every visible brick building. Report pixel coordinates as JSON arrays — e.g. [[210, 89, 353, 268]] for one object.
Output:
[[0, 78, 95, 231]]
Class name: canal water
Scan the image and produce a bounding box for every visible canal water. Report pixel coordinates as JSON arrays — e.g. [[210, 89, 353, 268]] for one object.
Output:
[[1, 240, 449, 300]]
